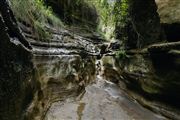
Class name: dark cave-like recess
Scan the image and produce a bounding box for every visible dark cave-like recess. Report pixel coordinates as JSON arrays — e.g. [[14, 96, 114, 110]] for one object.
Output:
[[162, 23, 180, 42]]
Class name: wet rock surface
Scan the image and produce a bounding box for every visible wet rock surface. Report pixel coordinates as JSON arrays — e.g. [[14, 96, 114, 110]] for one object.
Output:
[[19, 23, 102, 56], [45, 77, 165, 120], [25, 55, 96, 120], [31, 52, 179, 120], [23, 28, 180, 119], [103, 53, 180, 119]]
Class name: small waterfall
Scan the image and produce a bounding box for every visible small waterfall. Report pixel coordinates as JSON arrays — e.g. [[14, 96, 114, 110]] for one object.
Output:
[[95, 59, 102, 77]]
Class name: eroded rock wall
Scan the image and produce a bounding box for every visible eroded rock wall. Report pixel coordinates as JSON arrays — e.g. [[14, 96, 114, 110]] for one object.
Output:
[[25, 55, 96, 120], [0, 1, 35, 120]]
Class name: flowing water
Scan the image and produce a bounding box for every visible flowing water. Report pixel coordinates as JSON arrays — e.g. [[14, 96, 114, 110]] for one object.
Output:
[[32, 54, 167, 120]]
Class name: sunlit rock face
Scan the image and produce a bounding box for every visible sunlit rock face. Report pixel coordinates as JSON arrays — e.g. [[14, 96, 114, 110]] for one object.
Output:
[[155, 0, 180, 42], [155, 0, 180, 24], [25, 55, 96, 120], [0, 15, 35, 120]]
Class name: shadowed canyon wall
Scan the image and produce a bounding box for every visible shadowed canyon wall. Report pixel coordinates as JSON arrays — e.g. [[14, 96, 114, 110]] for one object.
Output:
[[155, 0, 180, 42], [0, 1, 36, 120], [122, 0, 164, 49]]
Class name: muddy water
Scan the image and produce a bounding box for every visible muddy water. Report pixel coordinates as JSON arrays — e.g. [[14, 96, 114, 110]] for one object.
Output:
[[31, 55, 167, 120]]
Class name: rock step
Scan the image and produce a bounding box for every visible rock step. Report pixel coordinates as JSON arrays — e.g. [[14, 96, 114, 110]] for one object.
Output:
[[148, 41, 180, 53], [168, 50, 180, 57], [28, 39, 85, 50]]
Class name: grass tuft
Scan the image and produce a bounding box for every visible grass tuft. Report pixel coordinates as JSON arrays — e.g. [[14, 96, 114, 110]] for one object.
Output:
[[10, 0, 64, 41]]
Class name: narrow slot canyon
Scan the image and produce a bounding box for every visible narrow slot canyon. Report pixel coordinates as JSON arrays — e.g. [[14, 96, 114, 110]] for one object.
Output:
[[0, 0, 180, 120]]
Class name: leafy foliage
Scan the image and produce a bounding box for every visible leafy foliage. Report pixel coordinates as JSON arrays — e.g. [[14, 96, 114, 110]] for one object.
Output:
[[10, 0, 63, 40], [114, 0, 129, 27], [86, 0, 129, 40]]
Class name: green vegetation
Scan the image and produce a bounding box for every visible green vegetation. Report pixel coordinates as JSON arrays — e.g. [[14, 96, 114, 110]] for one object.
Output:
[[115, 50, 127, 59], [114, 0, 129, 29], [10, 0, 63, 40], [86, 0, 129, 40], [10, 0, 129, 42]]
